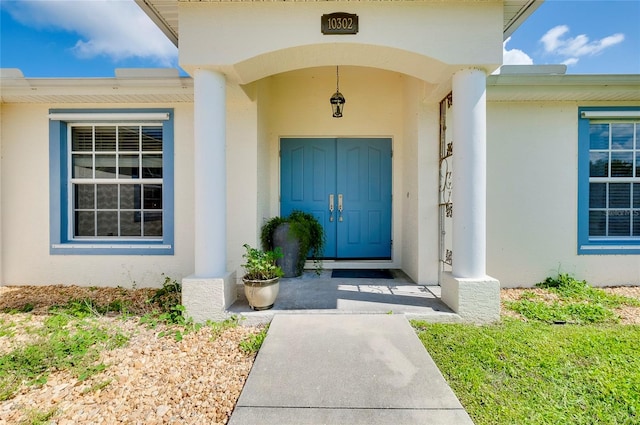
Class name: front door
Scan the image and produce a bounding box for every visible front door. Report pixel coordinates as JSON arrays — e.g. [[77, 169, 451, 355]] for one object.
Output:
[[281, 138, 392, 259]]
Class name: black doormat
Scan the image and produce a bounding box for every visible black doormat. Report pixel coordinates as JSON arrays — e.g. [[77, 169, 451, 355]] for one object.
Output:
[[331, 269, 394, 279]]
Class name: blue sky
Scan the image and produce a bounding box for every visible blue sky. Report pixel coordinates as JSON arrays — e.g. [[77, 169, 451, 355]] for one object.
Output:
[[1, 0, 639, 77]]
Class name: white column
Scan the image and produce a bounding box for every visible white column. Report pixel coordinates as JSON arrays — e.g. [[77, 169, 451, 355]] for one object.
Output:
[[194, 69, 227, 277], [452, 68, 487, 278]]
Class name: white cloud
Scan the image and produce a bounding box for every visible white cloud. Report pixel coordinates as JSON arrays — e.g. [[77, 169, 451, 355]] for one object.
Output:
[[540, 25, 570, 53], [502, 37, 534, 66], [562, 57, 579, 67], [3, 0, 177, 66], [539, 25, 624, 66]]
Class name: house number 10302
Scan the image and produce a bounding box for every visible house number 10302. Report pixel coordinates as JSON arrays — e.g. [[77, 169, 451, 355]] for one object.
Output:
[[321, 13, 359, 35], [328, 17, 354, 30]]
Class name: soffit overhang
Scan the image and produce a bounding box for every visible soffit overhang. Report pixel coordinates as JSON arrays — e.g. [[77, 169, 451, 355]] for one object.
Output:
[[0, 69, 194, 104], [486, 74, 640, 102], [2, 72, 638, 104], [135, 0, 542, 46]]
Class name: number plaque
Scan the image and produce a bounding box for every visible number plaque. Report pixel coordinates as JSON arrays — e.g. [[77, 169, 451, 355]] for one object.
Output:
[[321, 13, 358, 35]]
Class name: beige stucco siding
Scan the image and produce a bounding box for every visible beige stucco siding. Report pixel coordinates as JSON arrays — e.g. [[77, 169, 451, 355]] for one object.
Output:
[[179, 2, 502, 83], [487, 101, 640, 287], [0, 103, 196, 288]]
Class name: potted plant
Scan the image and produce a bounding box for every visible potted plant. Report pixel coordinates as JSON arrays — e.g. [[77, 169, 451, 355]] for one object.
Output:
[[260, 210, 324, 277], [241, 243, 284, 311]]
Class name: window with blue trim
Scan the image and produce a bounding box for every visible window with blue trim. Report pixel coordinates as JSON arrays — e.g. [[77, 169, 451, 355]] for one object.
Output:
[[578, 107, 640, 254], [49, 109, 174, 255]]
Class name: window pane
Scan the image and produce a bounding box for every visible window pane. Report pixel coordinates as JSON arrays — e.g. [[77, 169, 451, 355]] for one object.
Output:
[[118, 126, 140, 151], [609, 183, 630, 208], [75, 211, 95, 237], [119, 154, 139, 179], [74, 184, 94, 209], [67, 121, 167, 242], [120, 211, 141, 236], [120, 184, 141, 209], [589, 183, 606, 208], [95, 127, 116, 151], [144, 185, 162, 209], [589, 152, 609, 177], [142, 126, 162, 151], [586, 119, 640, 243], [589, 124, 609, 150], [611, 152, 633, 177], [608, 210, 630, 236], [95, 154, 116, 178], [611, 123, 634, 149], [144, 212, 163, 236], [97, 184, 118, 209], [72, 127, 93, 151], [72, 154, 93, 178], [97, 211, 118, 236], [142, 154, 163, 178], [589, 211, 606, 236]]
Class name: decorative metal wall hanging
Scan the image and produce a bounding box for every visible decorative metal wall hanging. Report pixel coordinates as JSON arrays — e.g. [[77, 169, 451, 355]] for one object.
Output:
[[439, 92, 454, 271]]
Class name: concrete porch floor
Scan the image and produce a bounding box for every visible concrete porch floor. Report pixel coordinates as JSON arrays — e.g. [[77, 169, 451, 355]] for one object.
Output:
[[228, 270, 463, 325]]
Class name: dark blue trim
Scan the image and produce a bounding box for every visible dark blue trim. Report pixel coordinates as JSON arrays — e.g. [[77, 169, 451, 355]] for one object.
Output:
[[49, 108, 175, 255], [577, 106, 640, 255]]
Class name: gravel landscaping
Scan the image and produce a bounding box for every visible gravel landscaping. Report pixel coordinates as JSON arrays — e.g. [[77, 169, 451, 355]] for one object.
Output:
[[1, 283, 639, 424], [0, 285, 261, 425]]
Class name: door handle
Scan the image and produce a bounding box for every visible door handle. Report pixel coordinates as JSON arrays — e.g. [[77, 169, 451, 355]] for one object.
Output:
[[329, 194, 335, 222], [338, 194, 343, 222]]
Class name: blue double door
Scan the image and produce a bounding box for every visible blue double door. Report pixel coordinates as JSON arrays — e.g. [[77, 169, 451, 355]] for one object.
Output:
[[280, 138, 392, 259]]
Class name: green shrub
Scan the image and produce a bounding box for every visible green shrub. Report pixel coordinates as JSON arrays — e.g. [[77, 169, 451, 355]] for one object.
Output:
[[239, 325, 269, 354], [260, 210, 325, 275]]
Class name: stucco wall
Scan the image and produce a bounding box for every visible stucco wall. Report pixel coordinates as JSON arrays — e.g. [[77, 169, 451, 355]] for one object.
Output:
[[227, 84, 260, 276], [487, 101, 640, 287], [401, 77, 440, 284], [0, 103, 196, 288], [179, 2, 502, 83], [0, 105, 3, 285]]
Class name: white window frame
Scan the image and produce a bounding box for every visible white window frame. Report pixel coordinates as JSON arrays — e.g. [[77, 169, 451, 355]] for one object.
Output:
[[67, 122, 164, 241]]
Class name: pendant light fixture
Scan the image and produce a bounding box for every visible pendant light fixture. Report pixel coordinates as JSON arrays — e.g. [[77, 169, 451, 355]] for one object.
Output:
[[330, 66, 346, 118]]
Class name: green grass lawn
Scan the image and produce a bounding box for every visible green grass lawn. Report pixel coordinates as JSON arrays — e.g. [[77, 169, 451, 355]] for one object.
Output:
[[414, 320, 639, 425], [413, 275, 640, 425]]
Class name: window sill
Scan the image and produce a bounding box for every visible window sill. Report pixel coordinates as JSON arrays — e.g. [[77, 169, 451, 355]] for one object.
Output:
[[579, 244, 640, 255], [51, 243, 173, 255]]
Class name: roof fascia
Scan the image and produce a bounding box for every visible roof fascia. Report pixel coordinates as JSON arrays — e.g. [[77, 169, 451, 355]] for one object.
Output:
[[135, 0, 179, 46], [503, 0, 543, 40]]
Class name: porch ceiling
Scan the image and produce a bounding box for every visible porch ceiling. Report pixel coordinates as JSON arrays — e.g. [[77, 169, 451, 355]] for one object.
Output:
[[135, 0, 542, 46]]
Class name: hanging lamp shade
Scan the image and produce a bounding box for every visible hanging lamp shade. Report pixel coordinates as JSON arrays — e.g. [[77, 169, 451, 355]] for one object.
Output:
[[330, 66, 345, 118], [330, 91, 346, 118]]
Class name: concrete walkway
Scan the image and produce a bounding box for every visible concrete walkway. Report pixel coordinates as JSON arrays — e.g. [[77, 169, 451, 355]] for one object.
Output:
[[229, 314, 474, 425]]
